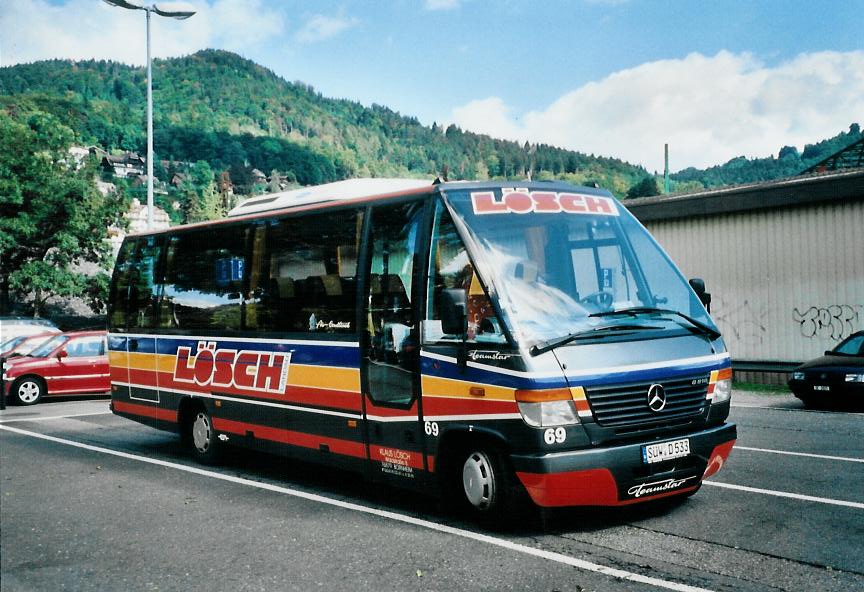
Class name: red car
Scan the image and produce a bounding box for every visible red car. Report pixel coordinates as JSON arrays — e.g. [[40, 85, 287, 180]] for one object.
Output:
[[2, 330, 110, 405]]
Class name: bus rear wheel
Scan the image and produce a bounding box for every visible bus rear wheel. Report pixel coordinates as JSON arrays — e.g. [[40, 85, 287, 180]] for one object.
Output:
[[188, 408, 222, 464]]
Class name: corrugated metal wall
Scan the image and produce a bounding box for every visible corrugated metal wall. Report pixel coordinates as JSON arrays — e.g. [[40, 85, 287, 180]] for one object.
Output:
[[644, 199, 864, 363]]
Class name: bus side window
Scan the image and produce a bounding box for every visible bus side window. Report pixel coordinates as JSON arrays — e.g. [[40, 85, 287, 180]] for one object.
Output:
[[108, 238, 137, 332], [160, 226, 248, 332], [128, 235, 162, 330], [426, 204, 505, 344], [263, 209, 362, 334]]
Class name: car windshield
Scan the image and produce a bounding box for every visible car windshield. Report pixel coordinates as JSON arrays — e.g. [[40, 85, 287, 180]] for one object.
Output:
[[832, 334, 864, 356], [0, 336, 26, 355], [446, 187, 717, 347], [29, 334, 68, 358], [16, 335, 56, 356]]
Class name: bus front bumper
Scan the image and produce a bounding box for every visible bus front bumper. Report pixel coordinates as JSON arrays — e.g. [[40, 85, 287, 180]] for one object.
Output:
[[511, 423, 736, 507]]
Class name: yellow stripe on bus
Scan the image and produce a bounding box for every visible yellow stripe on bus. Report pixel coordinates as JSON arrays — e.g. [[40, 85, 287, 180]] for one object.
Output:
[[421, 375, 516, 401], [108, 350, 129, 367], [287, 365, 361, 393]]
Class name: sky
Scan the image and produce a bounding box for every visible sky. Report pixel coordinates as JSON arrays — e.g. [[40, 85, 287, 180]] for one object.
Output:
[[1, 0, 862, 173]]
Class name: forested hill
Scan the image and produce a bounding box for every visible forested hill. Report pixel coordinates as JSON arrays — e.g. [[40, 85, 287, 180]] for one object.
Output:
[[1, 49, 860, 198], [0, 49, 647, 196], [670, 123, 863, 189]]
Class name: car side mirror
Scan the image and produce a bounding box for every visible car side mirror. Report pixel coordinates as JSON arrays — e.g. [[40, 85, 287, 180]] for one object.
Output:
[[57, 350, 68, 360], [440, 289, 468, 337], [689, 278, 712, 313]]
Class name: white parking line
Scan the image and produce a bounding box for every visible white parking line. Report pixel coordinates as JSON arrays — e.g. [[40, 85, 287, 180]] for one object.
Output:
[[735, 445, 864, 464], [0, 423, 713, 592], [703, 480, 864, 510], [0, 411, 113, 424]]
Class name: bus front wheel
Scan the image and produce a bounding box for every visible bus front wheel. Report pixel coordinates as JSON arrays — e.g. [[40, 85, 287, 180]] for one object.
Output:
[[456, 446, 519, 522]]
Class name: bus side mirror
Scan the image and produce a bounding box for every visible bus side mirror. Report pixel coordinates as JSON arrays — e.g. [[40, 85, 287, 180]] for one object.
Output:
[[689, 278, 711, 313], [440, 289, 468, 337]]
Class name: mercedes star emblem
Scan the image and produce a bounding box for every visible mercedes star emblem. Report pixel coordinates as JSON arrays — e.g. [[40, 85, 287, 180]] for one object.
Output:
[[647, 384, 667, 412]]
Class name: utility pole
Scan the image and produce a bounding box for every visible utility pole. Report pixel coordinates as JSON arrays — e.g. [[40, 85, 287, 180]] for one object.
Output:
[[103, 0, 196, 229], [664, 143, 670, 194]]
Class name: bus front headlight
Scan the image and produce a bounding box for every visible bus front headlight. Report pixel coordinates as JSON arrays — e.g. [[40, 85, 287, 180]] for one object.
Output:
[[711, 378, 732, 404], [709, 368, 733, 404], [515, 388, 580, 427]]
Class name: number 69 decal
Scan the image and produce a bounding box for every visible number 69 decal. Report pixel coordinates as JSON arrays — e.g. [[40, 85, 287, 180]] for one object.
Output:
[[424, 421, 439, 437], [544, 427, 566, 445]]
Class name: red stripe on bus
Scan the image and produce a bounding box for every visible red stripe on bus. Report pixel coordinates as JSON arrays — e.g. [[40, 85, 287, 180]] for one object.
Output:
[[109, 367, 128, 382], [113, 400, 177, 423], [122, 369, 363, 412], [421, 396, 518, 416], [212, 418, 366, 459]]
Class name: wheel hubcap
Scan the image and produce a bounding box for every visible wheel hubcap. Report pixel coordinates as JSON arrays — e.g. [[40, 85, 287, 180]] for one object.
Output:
[[462, 451, 495, 510], [18, 381, 40, 404], [192, 412, 212, 453]]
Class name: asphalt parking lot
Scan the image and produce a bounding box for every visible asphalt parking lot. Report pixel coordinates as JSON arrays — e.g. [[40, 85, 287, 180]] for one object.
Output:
[[1, 391, 862, 592]]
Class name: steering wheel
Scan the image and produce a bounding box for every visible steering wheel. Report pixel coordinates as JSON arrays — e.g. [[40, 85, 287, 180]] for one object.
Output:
[[579, 290, 614, 311]]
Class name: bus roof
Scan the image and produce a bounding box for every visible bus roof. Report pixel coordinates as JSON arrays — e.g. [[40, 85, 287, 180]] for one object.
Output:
[[227, 178, 435, 218], [125, 178, 613, 239]]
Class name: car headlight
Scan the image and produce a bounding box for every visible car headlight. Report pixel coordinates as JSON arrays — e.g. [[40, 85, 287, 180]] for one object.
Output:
[[515, 388, 580, 427], [792, 371, 805, 381], [845, 374, 864, 383]]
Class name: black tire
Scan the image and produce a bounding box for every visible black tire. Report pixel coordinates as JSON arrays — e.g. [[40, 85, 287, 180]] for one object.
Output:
[[453, 445, 522, 525], [187, 407, 222, 465], [11, 376, 45, 406]]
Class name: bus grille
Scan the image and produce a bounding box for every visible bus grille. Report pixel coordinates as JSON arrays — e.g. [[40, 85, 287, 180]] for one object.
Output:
[[584, 374, 709, 428]]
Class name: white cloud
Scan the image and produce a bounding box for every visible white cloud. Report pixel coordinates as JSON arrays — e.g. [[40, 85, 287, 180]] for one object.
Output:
[[0, 0, 285, 66], [295, 14, 359, 45], [424, 0, 461, 11], [450, 51, 864, 172]]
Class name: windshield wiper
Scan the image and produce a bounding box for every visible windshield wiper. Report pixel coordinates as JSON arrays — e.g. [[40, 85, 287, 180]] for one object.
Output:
[[589, 307, 721, 340], [529, 324, 659, 356]]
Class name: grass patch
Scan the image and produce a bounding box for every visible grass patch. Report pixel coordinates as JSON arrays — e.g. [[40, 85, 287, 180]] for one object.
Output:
[[733, 381, 791, 394]]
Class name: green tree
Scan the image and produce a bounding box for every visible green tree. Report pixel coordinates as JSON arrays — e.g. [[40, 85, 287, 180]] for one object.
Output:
[[186, 179, 225, 222], [626, 176, 660, 199], [0, 111, 126, 315]]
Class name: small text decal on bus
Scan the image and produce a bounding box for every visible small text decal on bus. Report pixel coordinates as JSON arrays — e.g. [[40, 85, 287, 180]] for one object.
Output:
[[173, 341, 291, 395], [471, 189, 618, 216]]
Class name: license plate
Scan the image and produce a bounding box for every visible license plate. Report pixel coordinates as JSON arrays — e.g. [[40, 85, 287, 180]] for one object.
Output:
[[643, 438, 691, 464], [813, 385, 830, 391]]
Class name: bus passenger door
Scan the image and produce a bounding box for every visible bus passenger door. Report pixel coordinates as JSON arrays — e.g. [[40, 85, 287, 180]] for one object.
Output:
[[361, 201, 427, 483]]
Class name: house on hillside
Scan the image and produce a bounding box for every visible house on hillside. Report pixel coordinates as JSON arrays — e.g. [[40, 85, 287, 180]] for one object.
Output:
[[170, 172, 187, 187], [101, 152, 146, 178], [250, 168, 267, 184]]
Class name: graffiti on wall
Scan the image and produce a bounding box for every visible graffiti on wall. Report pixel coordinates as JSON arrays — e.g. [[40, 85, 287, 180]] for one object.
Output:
[[792, 305, 863, 340], [712, 299, 768, 347]]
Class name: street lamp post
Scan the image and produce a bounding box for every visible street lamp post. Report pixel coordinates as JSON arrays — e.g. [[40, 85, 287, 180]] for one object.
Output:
[[102, 1, 195, 229]]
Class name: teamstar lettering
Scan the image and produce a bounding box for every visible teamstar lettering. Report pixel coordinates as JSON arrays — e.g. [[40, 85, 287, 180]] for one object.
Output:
[[173, 341, 291, 394], [627, 476, 696, 498]]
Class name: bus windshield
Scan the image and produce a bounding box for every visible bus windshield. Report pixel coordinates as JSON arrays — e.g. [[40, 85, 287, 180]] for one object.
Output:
[[446, 188, 717, 347]]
